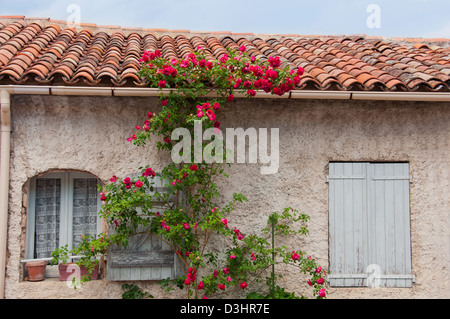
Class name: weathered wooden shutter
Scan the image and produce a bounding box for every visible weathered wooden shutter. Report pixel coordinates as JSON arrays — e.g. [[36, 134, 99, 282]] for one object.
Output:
[[106, 177, 184, 281], [368, 163, 413, 287], [328, 162, 368, 287], [328, 162, 414, 287], [106, 231, 183, 281]]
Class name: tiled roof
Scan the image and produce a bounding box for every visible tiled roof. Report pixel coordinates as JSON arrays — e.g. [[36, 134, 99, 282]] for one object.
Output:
[[0, 16, 449, 91]]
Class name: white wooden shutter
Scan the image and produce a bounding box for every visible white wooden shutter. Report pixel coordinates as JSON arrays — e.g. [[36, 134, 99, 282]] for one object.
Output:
[[328, 162, 368, 287], [368, 163, 413, 287], [328, 162, 414, 287], [106, 176, 184, 281]]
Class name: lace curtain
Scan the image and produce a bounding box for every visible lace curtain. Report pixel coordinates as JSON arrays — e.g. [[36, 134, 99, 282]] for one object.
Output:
[[72, 178, 98, 248], [34, 178, 60, 259]]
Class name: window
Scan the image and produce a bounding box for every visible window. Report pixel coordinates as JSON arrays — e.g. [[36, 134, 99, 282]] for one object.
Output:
[[327, 162, 414, 287], [25, 172, 102, 262]]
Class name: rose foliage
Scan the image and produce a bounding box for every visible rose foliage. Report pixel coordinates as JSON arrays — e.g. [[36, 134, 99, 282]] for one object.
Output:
[[58, 45, 327, 299]]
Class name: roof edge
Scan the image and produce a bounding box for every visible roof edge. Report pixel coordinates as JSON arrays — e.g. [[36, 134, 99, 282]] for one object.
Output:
[[1, 15, 449, 44]]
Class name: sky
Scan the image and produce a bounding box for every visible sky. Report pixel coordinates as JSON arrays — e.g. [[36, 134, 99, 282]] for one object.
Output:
[[1, 0, 449, 38]]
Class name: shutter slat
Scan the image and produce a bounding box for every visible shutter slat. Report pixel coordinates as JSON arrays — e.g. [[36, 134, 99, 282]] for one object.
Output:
[[373, 163, 387, 283], [330, 162, 344, 286], [343, 163, 353, 287], [328, 163, 337, 285], [394, 164, 405, 282], [354, 163, 368, 286]]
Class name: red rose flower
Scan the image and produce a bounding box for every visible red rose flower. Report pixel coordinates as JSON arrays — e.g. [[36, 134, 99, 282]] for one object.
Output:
[[135, 180, 143, 188], [268, 56, 281, 68], [273, 87, 283, 96]]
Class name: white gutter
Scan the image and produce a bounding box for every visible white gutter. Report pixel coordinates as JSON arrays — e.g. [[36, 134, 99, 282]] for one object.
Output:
[[0, 85, 449, 101], [0, 83, 449, 298], [0, 90, 10, 299]]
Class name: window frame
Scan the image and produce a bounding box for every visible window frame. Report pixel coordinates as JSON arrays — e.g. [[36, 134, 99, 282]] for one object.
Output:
[[25, 171, 102, 261]]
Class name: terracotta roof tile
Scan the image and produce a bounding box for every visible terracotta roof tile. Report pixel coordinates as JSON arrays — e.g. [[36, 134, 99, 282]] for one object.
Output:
[[0, 15, 25, 20], [0, 16, 449, 91]]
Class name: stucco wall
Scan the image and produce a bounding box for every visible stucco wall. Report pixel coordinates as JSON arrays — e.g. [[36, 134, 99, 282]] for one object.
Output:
[[3, 94, 449, 299]]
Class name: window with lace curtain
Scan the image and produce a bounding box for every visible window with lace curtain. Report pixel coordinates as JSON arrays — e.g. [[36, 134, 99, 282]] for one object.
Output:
[[25, 171, 102, 266]]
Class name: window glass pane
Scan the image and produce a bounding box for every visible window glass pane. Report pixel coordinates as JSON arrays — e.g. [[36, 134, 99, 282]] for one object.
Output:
[[72, 178, 99, 247], [34, 178, 61, 258]]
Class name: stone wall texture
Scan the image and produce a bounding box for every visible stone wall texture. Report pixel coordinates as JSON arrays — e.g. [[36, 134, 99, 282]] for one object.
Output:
[[3, 94, 449, 299]]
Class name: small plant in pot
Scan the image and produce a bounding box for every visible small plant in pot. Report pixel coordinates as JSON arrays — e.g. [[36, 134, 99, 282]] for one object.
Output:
[[50, 240, 101, 283]]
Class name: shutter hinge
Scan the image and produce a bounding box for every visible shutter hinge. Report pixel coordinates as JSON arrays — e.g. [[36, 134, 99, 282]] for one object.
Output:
[[372, 176, 413, 183], [326, 175, 366, 182]]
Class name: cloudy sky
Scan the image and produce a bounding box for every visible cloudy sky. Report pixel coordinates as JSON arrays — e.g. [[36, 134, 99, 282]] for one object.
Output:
[[2, 0, 449, 38]]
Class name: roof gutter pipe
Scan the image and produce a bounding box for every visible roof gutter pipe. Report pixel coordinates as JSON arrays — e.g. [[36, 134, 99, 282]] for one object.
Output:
[[0, 90, 11, 299], [0, 85, 449, 101]]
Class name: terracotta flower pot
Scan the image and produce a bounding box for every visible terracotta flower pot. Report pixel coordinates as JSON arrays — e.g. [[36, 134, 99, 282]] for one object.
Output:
[[25, 260, 47, 282], [58, 263, 98, 281]]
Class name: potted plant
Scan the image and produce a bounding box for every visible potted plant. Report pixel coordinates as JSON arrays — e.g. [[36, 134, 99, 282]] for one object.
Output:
[[25, 260, 47, 281], [50, 245, 99, 282]]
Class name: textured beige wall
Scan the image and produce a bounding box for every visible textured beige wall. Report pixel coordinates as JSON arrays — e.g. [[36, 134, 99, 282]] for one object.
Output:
[[4, 94, 449, 299]]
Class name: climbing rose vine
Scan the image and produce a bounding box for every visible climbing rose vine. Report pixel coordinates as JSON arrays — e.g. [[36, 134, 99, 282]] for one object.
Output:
[[59, 45, 327, 299]]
